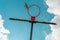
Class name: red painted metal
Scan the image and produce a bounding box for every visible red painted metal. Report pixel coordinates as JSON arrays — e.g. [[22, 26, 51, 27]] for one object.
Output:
[[31, 16, 35, 21]]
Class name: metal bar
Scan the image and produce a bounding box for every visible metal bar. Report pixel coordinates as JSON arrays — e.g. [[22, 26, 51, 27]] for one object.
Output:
[[9, 17, 57, 40], [9, 18, 30, 22], [9, 18, 56, 25], [30, 22, 34, 40], [34, 21, 57, 25]]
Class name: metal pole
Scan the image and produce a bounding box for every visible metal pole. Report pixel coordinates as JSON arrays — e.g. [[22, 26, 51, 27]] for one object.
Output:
[[30, 22, 34, 40]]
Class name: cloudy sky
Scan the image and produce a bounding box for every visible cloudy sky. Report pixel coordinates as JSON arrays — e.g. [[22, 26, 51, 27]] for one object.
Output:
[[45, 0, 60, 40], [0, 0, 59, 40]]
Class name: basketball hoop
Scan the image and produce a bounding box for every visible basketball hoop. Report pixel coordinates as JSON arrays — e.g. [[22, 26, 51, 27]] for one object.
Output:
[[9, 2, 56, 40], [26, 4, 40, 21], [27, 4, 40, 17]]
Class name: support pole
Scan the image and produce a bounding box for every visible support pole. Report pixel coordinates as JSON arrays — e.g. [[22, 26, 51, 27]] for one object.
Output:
[[30, 22, 34, 40]]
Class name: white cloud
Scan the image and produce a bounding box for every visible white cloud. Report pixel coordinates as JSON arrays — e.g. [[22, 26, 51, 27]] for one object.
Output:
[[45, 16, 60, 40], [0, 15, 10, 40], [46, 0, 60, 15], [45, 0, 60, 40]]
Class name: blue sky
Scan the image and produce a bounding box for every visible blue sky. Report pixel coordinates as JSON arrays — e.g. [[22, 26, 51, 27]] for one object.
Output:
[[0, 0, 54, 40]]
